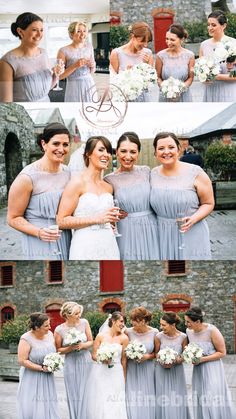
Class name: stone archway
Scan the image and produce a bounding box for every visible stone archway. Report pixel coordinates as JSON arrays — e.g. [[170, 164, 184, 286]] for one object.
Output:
[[4, 132, 23, 192]]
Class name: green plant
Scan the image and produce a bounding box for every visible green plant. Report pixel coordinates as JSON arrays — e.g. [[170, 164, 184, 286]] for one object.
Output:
[[84, 311, 108, 338], [110, 25, 129, 50], [1, 315, 29, 345], [225, 14, 236, 39], [183, 20, 208, 43], [205, 141, 236, 180]]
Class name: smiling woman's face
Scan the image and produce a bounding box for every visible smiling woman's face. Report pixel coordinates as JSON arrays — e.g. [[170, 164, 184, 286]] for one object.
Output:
[[154, 136, 180, 165], [116, 140, 139, 171]]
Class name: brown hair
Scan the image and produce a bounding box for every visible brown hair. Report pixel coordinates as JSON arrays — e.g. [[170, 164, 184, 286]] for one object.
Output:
[[37, 122, 71, 151], [11, 12, 43, 38], [129, 21, 153, 43], [208, 10, 227, 26], [153, 132, 180, 150], [116, 132, 141, 152], [185, 306, 204, 323], [162, 311, 180, 325], [108, 311, 124, 327], [83, 136, 112, 167], [29, 312, 49, 330], [129, 306, 152, 323], [168, 23, 188, 40]]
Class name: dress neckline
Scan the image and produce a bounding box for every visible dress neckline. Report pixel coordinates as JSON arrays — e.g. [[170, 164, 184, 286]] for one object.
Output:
[[80, 192, 112, 198]]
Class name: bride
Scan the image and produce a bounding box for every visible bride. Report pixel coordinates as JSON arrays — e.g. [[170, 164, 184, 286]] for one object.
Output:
[[81, 311, 129, 419], [57, 136, 120, 259]]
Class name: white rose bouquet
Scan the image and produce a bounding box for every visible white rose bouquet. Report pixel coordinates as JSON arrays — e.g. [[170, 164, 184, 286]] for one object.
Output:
[[214, 39, 236, 62], [125, 341, 146, 361], [157, 347, 178, 367], [133, 63, 157, 90], [182, 343, 203, 364], [64, 328, 87, 346], [194, 57, 220, 82], [160, 76, 187, 100], [96, 343, 118, 368], [111, 69, 144, 101], [43, 352, 64, 372]]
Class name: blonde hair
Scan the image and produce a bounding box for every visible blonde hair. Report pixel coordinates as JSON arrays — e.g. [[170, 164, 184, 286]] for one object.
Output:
[[60, 301, 83, 319], [68, 21, 87, 39]]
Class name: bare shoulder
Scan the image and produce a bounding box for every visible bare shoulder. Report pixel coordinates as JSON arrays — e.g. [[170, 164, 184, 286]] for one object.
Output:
[[121, 333, 129, 344]]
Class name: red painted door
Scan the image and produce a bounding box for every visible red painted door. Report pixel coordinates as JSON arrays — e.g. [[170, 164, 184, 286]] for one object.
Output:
[[163, 302, 190, 312], [46, 309, 63, 332], [100, 261, 124, 292], [1, 307, 14, 327], [153, 16, 174, 53]]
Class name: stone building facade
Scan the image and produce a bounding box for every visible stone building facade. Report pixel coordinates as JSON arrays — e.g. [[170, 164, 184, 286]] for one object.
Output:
[[0, 260, 236, 353]]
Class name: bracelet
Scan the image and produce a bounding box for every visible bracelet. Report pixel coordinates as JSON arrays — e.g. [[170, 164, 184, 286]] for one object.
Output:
[[37, 228, 43, 240]]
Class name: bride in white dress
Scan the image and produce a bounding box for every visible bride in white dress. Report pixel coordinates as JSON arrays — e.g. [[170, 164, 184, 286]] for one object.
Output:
[[57, 136, 120, 260], [81, 311, 129, 419]]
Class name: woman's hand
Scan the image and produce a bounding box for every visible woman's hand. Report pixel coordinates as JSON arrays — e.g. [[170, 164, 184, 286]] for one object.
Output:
[[178, 216, 196, 233], [75, 58, 87, 68], [38, 227, 61, 242], [95, 207, 121, 225], [118, 209, 128, 220]]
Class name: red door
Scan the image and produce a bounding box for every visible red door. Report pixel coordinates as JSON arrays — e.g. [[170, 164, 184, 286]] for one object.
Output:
[[153, 16, 174, 53], [1, 307, 14, 328], [100, 261, 124, 292], [46, 309, 63, 332], [163, 302, 190, 313]]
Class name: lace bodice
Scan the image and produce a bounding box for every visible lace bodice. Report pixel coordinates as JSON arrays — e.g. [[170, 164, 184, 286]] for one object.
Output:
[[115, 47, 152, 72], [151, 164, 202, 190], [73, 192, 114, 217], [156, 331, 186, 354], [126, 327, 158, 354], [55, 319, 88, 345], [157, 48, 194, 82], [20, 331, 56, 364], [186, 324, 217, 355], [99, 342, 123, 364], [59, 44, 95, 78]]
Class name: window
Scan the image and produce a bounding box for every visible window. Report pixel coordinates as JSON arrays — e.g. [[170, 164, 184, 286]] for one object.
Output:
[[102, 302, 121, 313], [100, 261, 124, 292], [1, 307, 14, 326], [167, 261, 186, 275], [48, 262, 63, 283], [162, 300, 190, 313], [1, 265, 13, 286]]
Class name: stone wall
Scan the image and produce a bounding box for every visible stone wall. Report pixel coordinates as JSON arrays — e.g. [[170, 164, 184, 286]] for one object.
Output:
[[0, 260, 236, 353]]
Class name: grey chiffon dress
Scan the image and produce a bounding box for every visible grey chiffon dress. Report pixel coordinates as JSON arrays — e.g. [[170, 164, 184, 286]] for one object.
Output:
[[17, 331, 60, 419], [155, 331, 191, 419], [1, 48, 53, 102], [58, 44, 95, 102], [105, 166, 159, 259], [200, 36, 236, 102], [187, 324, 236, 419], [19, 162, 71, 259], [157, 49, 194, 102], [126, 327, 157, 419], [150, 163, 211, 260], [54, 319, 92, 419]]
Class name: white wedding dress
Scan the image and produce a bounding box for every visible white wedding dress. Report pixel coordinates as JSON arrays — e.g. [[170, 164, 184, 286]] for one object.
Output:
[[69, 192, 120, 260], [81, 343, 127, 419]]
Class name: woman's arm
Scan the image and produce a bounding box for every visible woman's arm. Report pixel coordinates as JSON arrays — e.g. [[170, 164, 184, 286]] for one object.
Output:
[[185, 55, 195, 88], [121, 335, 129, 379], [18, 339, 45, 371], [77, 320, 93, 350], [154, 335, 161, 356], [92, 334, 103, 361], [155, 56, 163, 87], [109, 50, 119, 74], [198, 46, 203, 58], [0, 60, 13, 102], [215, 73, 236, 81], [57, 49, 87, 80], [198, 327, 226, 364]]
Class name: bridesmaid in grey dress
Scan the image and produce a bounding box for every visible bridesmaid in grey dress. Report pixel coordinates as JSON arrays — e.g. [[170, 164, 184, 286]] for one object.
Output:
[[54, 302, 93, 419], [105, 132, 159, 259], [0, 13, 59, 102], [126, 307, 157, 419], [199, 10, 236, 102], [57, 22, 95, 102], [156, 24, 195, 102], [155, 312, 191, 419], [7, 123, 71, 259], [185, 306, 236, 419], [17, 313, 60, 419], [150, 132, 214, 260]]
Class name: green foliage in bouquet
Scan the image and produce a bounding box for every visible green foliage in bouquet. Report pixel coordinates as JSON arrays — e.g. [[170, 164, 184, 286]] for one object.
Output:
[[110, 25, 129, 50], [205, 141, 236, 180], [84, 311, 108, 338], [1, 315, 29, 345]]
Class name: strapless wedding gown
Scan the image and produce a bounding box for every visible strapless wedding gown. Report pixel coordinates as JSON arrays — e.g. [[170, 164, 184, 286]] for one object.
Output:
[[81, 343, 127, 419], [69, 192, 120, 260]]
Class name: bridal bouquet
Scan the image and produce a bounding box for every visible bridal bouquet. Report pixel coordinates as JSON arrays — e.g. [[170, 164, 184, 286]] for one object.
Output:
[[194, 57, 220, 82], [157, 347, 178, 366], [125, 341, 146, 361], [133, 62, 157, 90], [43, 352, 64, 372], [64, 328, 87, 346], [160, 76, 187, 100], [214, 39, 236, 62], [96, 343, 118, 368], [182, 343, 203, 364]]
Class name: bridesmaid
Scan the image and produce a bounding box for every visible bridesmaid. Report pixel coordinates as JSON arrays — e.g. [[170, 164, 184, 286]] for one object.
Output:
[[150, 131, 214, 260], [17, 313, 60, 419], [126, 307, 157, 419], [199, 10, 236, 101], [57, 21, 96, 101], [0, 12, 59, 102], [156, 23, 195, 102], [185, 306, 236, 419], [154, 312, 191, 419], [105, 132, 159, 259], [54, 302, 93, 419], [7, 122, 71, 260]]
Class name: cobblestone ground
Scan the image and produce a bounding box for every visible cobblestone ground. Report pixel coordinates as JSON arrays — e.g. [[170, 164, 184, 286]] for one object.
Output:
[[0, 356, 236, 419], [0, 208, 235, 260]]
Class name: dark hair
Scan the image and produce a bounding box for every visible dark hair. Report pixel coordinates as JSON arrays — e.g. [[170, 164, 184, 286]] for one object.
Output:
[[83, 136, 112, 167], [226, 55, 236, 63], [108, 311, 123, 327], [153, 131, 180, 150], [37, 122, 71, 151], [162, 311, 180, 325], [168, 23, 188, 40], [185, 306, 204, 323], [129, 306, 152, 323], [11, 12, 43, 38], [208, 10, 227, 26], [116, 132, 141, 152], [129, 21, 153, 43], [29, 312, 49, 330]]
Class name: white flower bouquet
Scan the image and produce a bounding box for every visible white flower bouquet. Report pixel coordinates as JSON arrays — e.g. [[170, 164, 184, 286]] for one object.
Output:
[[160, 76, 187, 100], [133, 63, 157, 90], [194, 57, 220, 82], [214, 39, 236, 62], [157, 347, 178, 366], [125, 341, 146, 361], [64, 328, 87, 346], [96, 343, 118, 368], [43, 352, 64, 372], [182, 343, 203, 364]]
